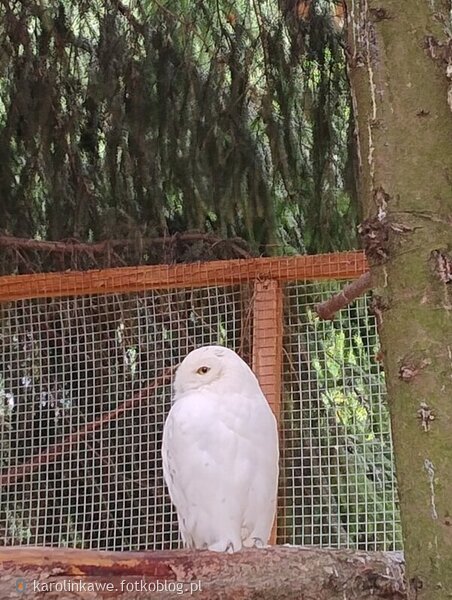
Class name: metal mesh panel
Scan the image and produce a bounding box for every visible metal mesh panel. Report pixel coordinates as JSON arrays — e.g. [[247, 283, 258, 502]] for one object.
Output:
[[279, 281, 402, 551], [0, 285, 252, 550], [0, 261, 402, 552]]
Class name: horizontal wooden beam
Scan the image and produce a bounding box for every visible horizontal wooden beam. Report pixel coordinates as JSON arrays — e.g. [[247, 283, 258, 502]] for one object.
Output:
[[0, 546, 405, 599], [0, 251, 368, 301]]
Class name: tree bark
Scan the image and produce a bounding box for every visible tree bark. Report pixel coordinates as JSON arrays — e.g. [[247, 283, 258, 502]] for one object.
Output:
[[346, 1, 452, 598], [0, 546, 406, 599]]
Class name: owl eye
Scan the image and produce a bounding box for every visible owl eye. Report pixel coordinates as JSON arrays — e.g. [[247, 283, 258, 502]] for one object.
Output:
[[197, 366, 210, 375]]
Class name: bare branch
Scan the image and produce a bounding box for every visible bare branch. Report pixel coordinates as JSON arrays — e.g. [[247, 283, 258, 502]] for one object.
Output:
[[315, 271, 372, 320]]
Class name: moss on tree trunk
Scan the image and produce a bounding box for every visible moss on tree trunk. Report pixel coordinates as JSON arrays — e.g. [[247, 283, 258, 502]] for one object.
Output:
[[346, 1, 452, 598]]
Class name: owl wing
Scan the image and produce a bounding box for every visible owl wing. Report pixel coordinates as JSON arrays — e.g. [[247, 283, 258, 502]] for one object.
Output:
[[162, 389, 278, 551]]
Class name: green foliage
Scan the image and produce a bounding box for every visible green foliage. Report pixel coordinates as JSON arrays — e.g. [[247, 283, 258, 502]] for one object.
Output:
[[282, 282, 403, 550], [0, 0, 356, 259], [0, 377, 14, 468], [4, 507, 32, 544]]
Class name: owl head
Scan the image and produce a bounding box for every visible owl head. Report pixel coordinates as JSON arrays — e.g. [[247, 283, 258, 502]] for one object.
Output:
[[173, 345, 260, 397]]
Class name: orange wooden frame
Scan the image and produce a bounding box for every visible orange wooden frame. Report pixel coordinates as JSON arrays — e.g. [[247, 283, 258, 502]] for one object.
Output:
[[252, 279, 284, 544], [0, 251, 369, 548], [0, 251, 367, 302]]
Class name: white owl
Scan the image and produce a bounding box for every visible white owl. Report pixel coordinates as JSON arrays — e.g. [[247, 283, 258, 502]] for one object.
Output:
[[162, 345, 279, 552]]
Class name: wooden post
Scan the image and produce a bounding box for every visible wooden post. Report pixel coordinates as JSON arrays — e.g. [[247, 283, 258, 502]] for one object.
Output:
[[252, 278, 283, 545]]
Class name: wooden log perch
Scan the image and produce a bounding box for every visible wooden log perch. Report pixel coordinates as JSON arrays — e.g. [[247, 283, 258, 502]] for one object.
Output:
[[315, 272, 372, 320], [0, 546, 406, 599]]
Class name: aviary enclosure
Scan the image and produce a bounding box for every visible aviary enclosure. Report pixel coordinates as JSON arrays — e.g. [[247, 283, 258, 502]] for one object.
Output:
[[0, 251, 401, 556]]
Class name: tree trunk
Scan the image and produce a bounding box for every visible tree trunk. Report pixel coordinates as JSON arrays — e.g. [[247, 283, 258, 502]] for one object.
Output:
[[0, 546, 405, 599], [346, 1, 452, 598]]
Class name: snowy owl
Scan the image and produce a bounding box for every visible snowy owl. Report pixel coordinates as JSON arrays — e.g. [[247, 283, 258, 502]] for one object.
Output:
[[162, 345, 279, 552]]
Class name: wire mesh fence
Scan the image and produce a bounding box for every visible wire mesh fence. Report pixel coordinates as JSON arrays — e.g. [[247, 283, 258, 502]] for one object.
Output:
[[0, 253, 402, 552], [280, 282, 401, 550]]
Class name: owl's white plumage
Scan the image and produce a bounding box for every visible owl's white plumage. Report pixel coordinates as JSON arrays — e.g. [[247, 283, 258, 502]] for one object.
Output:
[[162, 345, 279, 552]]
